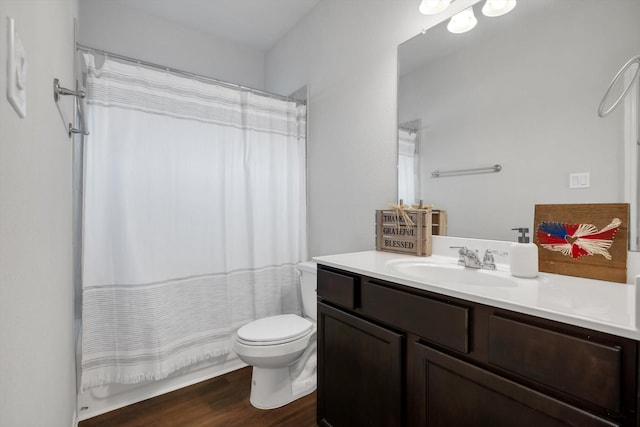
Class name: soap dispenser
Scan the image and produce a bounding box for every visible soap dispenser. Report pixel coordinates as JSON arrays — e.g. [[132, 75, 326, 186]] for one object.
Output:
[[509, 227, 538, 278]]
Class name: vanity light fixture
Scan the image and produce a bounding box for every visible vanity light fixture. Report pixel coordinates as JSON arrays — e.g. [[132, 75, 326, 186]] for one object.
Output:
[[419, 0, 451, 15], [447, 7, 477, 34], [481, 0, 516, 17]]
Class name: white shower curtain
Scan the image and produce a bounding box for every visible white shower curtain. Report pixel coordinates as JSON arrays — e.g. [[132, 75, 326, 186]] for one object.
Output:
[[398, 128, 418, 204], [80, 54, 307, 389]]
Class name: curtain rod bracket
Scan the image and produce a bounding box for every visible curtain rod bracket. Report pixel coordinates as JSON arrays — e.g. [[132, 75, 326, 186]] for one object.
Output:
[[68, 123, 89, 138], [53, 78, 86, 102], [54, 78, 89, 138]]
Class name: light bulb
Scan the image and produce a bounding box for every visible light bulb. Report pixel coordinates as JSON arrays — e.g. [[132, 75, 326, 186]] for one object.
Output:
[[447, 7, 477, 34], [419, 0, 451, 15], [482, 0, 517, 17]]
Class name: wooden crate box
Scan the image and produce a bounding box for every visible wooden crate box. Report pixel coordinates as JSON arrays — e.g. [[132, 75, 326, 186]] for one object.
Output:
[[432, 210, 447, 236], [376, 209, 432, 256]]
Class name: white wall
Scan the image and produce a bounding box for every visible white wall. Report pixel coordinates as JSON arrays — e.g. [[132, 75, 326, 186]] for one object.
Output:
[[79, 0, 266, 89], [0, 1, 77, 426], [265, 0, 480, 257]]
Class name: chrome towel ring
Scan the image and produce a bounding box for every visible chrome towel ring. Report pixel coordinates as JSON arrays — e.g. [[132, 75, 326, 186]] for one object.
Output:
[[598, 54, 640, 118]]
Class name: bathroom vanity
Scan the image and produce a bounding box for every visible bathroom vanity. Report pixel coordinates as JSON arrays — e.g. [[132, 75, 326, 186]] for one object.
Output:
[[314, 250, 640, 427]]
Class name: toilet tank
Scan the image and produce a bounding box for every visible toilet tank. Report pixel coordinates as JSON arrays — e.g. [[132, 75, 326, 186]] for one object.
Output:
[[296, 261, 317, 321]]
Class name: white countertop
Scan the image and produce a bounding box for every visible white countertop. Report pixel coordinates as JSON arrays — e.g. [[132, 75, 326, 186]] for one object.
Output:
[[314, 250, 640, 340]]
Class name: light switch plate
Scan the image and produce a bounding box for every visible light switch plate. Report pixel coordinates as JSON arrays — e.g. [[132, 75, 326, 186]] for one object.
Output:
[[7, 17, 27, 118], [569, 172, 590, 189]]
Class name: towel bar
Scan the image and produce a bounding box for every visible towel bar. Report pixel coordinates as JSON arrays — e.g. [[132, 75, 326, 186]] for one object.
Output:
[[432, 164, 502, 178]]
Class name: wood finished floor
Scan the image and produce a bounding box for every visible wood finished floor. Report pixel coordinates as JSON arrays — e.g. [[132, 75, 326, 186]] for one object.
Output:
[[78, 367, 317, 427]]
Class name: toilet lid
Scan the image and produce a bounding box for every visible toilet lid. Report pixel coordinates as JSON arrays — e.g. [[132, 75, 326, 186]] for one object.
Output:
[[237, 314, 313, 343]]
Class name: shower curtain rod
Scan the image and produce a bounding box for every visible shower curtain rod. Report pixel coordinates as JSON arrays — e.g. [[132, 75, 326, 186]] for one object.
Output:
[[76, 43, 305, 105]]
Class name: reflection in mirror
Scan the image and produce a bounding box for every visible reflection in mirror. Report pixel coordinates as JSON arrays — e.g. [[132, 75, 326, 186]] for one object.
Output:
[[398, 0, 640, 247], [398, 120, 420, 204]]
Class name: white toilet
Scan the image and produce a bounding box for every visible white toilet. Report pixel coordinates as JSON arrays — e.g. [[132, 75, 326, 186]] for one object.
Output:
[[233, 261, 317, 409]]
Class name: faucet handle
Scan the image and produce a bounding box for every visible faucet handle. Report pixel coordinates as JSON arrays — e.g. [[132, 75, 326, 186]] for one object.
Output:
[[450, 245, 469, 253], [482, 249, 508, 269], [483, 249, 508, 260], [450, 246, 468, 265]]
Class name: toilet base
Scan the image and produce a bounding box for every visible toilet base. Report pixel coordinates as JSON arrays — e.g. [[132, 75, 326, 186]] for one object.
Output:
[[249, 366, 316, 410]]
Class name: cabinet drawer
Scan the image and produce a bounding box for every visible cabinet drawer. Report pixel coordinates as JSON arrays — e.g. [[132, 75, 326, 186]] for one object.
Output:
[[361, 281, 469, 353], [414, 342, 619, 427], [488, 315, 621, 412], [317, 267, 357, 310]]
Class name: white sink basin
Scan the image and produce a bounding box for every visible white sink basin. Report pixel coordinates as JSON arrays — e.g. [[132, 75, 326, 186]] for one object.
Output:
[[386, 257, 517, 288]]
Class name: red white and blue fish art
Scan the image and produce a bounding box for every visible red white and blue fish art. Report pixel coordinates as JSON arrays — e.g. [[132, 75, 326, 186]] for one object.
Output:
[[536, 218, 621, 260]]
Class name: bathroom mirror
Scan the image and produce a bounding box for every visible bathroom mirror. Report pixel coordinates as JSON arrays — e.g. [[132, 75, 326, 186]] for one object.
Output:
[[398, 0, 640, 246]]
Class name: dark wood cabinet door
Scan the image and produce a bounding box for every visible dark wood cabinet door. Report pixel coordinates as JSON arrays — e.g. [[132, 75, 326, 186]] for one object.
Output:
[[317, 302, 404, 427], [412, 342, 619, 427], [487, 315, 622, 412]]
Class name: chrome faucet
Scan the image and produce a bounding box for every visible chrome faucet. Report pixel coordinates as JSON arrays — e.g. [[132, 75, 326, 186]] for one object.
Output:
[[451, 247, 507, 270], [451, 246, 482, 269]]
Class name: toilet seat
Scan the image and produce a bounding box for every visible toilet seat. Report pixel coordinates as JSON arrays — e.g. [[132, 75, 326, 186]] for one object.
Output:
[[237, 314, 313, 346]]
